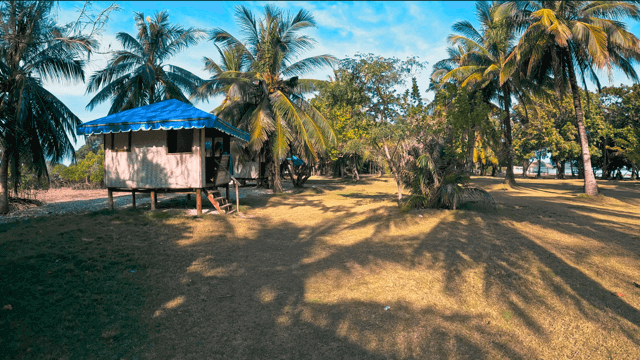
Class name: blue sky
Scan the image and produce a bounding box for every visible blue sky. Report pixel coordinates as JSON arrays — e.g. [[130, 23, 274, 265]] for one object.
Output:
[[49, 1, 640, 153]]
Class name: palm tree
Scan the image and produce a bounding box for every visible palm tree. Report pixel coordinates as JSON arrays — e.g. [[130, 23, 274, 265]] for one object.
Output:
[[86, 10, 205, 114], [507, 1, 640, 195], [432, 1, 532, 185], [0, 1, 93, 214], [194, 5, 337, 193]]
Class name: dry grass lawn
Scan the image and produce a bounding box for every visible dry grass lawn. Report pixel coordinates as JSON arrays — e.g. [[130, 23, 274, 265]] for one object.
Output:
[[1, 175, 639, 359]]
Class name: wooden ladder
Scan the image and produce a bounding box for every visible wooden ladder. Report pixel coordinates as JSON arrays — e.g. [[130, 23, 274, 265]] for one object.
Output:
[[202, 189, 236, 214]]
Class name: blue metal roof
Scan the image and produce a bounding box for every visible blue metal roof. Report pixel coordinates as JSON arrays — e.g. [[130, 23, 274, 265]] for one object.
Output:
[[76, 99, 249, 142]]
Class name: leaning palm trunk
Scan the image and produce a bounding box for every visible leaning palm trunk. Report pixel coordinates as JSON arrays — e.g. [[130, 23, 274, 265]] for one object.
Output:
[[0, 149, 9, 214], [565, 52, 598, 195], [382, 141, 403, 206]]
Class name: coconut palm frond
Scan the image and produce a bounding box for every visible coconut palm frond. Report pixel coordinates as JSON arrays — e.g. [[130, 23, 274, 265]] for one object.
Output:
[[282, 55, 338, 78], [86, 10, 202, 113]]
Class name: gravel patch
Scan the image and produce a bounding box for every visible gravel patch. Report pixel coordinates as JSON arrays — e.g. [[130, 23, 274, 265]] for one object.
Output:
[[0, 193, 179, 224], [0, 184, 294, 225]]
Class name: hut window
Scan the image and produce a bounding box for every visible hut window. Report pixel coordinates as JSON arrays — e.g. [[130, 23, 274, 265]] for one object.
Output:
[[167, 129, 193, 153], [107, 133, 131, 152]]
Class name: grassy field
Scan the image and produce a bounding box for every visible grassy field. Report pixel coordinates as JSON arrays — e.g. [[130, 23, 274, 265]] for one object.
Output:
[[1, 176, 640, 359]]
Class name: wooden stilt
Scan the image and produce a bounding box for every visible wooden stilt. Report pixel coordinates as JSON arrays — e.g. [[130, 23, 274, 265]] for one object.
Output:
[[150, 191, 156, 211], [131, 191, 136, 209], [225, 184, 230, 201], [108, 188, 114, 211], [196, 189, 202, 215]]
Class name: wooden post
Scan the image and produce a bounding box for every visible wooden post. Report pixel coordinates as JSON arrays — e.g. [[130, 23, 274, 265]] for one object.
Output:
[[196, 189, 202, 215], [225, 184, 230, 202], [187, 193, 191, 201], [108, 188, 114, 211], [235, 181, 240, 214], [150, 190, 156, 211], [131, 191, 136, 209]]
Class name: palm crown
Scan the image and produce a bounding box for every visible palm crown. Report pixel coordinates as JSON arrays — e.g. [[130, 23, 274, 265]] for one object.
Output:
[[85, 10, 205, 114], [195, 5, 337, 171]]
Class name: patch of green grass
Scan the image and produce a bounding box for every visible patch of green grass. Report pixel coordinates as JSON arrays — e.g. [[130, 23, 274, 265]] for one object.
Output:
[[88, 208, 114, 217], [502, 310, 513, 321], [147, 211, 172, 219]]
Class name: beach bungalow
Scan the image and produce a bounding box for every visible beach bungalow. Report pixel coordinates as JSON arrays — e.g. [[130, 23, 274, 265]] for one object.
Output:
[[76, 99, 250, 215]]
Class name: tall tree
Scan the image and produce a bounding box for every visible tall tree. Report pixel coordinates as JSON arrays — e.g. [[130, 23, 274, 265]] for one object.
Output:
[[86, 10, 205, 114], [194, 5, 337, 193], [508, 0, 640, 195], [340, 54, 426, 205], [432, 1, 539, 186], [312, 67, 373, 181], [0, 1, 104, 214]]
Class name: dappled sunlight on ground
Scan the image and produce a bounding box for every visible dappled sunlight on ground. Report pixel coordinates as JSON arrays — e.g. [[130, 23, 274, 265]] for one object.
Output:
[[1, 175, 639, 359]]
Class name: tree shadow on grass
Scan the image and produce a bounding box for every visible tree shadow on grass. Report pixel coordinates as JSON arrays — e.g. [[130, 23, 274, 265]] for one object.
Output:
[[140, 212, 527, 359], [2, 176, 640, 359], [0, 208, 173, 359], [166, 177, 636, 357]]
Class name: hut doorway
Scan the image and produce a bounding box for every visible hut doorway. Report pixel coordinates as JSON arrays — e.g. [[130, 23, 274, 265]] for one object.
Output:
[[204, 128, 231, 186]]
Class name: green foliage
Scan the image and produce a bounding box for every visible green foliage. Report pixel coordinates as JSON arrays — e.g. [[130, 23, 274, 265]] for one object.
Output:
[[446, 86, 493, 167], [51, 149, 104, 185], [511, 87, 638, 179], [7, 164, 50, 195], [599, 84, 640, 175], [513, 94, 582, 168], [401, 135, 495, 211], [312, 66, 374, 178], [75, 135, 103, 161], [340, 54, 426, 184]]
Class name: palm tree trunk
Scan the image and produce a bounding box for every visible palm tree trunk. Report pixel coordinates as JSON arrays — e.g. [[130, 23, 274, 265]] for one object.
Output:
[[502, 85, 516, 185], [468, 129, 475, 173], [565, 52, 598, 195], [272, 160, 283, 194], [149, 83, 156, 104], [537, 151, 543, 177], [0, 149, 10, 214]]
